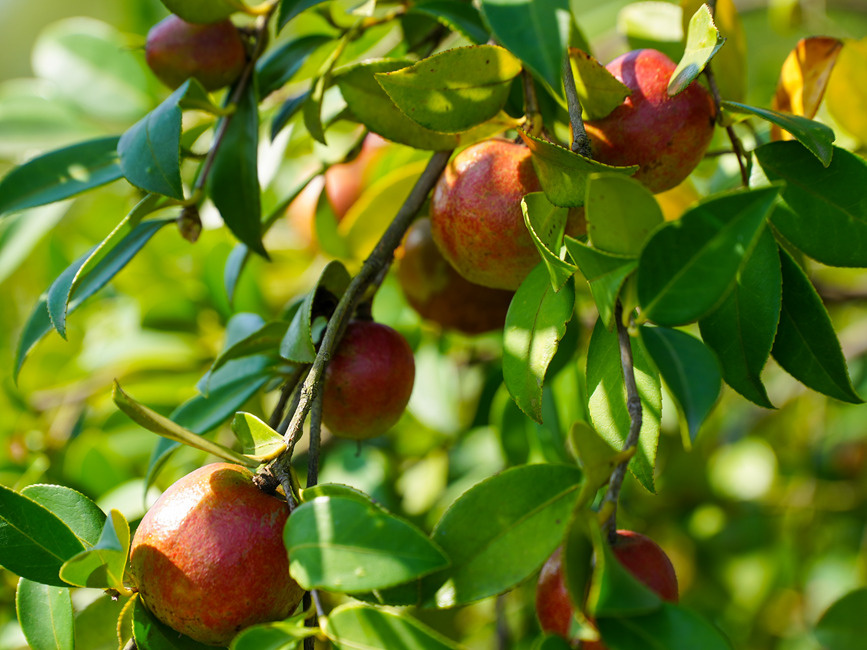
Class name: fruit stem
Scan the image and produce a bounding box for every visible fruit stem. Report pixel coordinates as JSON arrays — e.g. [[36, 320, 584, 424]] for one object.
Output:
[[562, 53, 592, 158], [521, 71, 543, 138]]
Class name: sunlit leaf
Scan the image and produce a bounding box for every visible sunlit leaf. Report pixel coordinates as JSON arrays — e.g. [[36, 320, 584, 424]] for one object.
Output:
[[814, 588, 867, 650], [16, 579, 73, 650], [132, 597, 214, 650], [681, 0, 746, 103], [565, 238, 637, 330], [21, 484, 106, 548], [325, 604, 463, 650], [567, 48, 631, 121], [585, 173, 663, 257], [668, 4, 725, 96], [522, 192, 576, 291], [231, 413, 286, 462], [59, 510, 129, 591]]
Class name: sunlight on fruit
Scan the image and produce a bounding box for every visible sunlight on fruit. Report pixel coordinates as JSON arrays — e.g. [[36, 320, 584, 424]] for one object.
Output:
[[709, 437, 778, 501]]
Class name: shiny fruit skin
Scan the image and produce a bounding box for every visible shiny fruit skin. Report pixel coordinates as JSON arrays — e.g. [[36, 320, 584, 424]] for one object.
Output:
[[536, 547, 575, 640], [397, 218, 513, 335], [129, 463, 304, 646], [322, 321, 415, 440], [146, 16, 246, 91], [160, 0, 240, 24], [584, 49, 716, 194], [430, 139, 543, 291]]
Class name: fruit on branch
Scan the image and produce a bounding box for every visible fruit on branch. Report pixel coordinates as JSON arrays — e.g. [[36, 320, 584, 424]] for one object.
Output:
[[396, 217, 514, 334], [129, 463, 304, 646], [322, 320, 415, 440], [536, 531, 679, 647], [146, 15, 246, 91], [584, 49, 716, 194], [159, 0, 242, 24]]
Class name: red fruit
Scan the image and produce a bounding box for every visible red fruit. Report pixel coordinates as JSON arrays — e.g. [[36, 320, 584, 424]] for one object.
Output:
[[324, 133, 388, 219], [584, 49, 716, 193], [397, 218, 514, 334], [129, 463, 304, 646], [322, 320, 415, 440], [145, 15, 246, 91], [536, 547, 575, 640], [430, 139, 543, 291]]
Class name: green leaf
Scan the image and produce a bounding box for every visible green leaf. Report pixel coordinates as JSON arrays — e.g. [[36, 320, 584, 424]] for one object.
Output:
[[20, 484, 106, 547], [257, 34, 333, 98], [586, 318, 661, 492], [814, 588, 867, 650], [724, 101, 835, 167], [59, 509, 129, 591], [637, 186, 779, 327], [408, 1, 489, 45], [479, 0, 572, 102], [231, 413, 287, 461], [520, 131, 638, 207], [586, 173, 664, 256], [324, 604, 463, 650], [503, 264, 575, 423], [14, 217, 172, 380], [597, 602, 733, 649], [375, 45, 521, 134], [522, 192, 577, 291], [300, 483, 373, 505], [757, 141, 867, 267], [211, 321, 291, 373], [271, 91, 310, 141], [533, 636, 574, 650], [589, 527, 662, 618], [0, 484, 85, 587], [208, 82, 266, 257], [132, 597, 214, 650], [668, 4, 725, 96], [423, 463, 584, 608], [640, 326, 722, 444], [698, 229, 781, 408], [284, 495, 449, 592], [771, 250, 863, 403], [230, 612, 318, 650], [568, 421, 631, 507], [16, 579, 73, 650], [113, 381, 259, 467], [617, 2, 684, 63], [565, 238, 637, 330], [303, 73, 330, 146], [0, 136, 121, 217], [567, 48, 631, 120], [278, 0, 330, 30]]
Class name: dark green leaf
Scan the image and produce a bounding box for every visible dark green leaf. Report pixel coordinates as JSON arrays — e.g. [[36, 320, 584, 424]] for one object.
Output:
[[589, 529, 661, 618], [586, 173, 663, 256], [533, 636, 574, 650], [278, 0, 330, 30], [324, 604, 463, 650], [503, 264, 575, 423], [132, 597, 214, 650], [285, 495, 449, 592], [21, 484, 106, 548], [637, 186, 779, 327], [757, 141, 867, 267], [303, 73, 329, 145], [640, 326, 722, 444], [211, 321, 290, 373], [814, 588, 867, 650], [564, 238, 637, 330], [409, 1, 489, 45], [771, 250, 863, 403], [522, 192, 576, 291], [698, 229, 781, 407], [257, 34, 333, 98], [668, 4, 725, 96], [271, 91, 310, 141], [597, 603, 733, 649], [16, 579, 73, 650]]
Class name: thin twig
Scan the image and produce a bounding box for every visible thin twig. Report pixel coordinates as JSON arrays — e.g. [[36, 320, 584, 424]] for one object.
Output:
[[496, 594, 510, 650], [562, 54, 592, 157], [307, 387, 324, 488], [303, 592, 315, 650], [269, 364, 308, 428]]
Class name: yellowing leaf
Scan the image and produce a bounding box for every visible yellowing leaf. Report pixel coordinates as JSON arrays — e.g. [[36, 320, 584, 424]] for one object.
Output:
[[682, 0, 747, 103], [567, 48, 631, 121], [771, 36, 843, 141], [826, 37, 867, 146]]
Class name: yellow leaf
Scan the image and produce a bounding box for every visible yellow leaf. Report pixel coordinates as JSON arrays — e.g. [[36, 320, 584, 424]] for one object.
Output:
[[826, 37, 867, 146]]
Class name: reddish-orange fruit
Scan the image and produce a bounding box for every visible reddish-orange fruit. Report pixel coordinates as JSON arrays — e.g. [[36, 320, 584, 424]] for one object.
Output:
[[430, 139, 543, 291], [322, 320, 415, 440], [584, 49, 716, 193], [397, 218, 513, 335], [536, 531, 679, 648], [324, 133, 388, 219], [145, 15, 246, 91], [129, 463, 304, 646]]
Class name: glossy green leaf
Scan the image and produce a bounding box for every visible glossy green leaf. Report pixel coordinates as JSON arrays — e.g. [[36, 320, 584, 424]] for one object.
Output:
[[231, 412, 287, 461], [586, 318, 661, 492], [208, 83, 266, 257], [132, 597, 214, 650], [21, 484, 106, 548], [257, 34, 333, 98], [522, 192, 576, 290], [423, 463, 584, 608], [271, 91, 310, 141], [637, 186, 779, 327], [640, 326, 722, 444], [698, 229, 781, 408], [375, 45, 521, 134], [567, 48, 631, 120], [520, 131, 638, 207], [16, 578, 73, 650], [682, 0, 747, 103], [586, 173, 664, 256], [589, 528, 662, 618], [278, 0, 330, 30], [59, 509, 129, 590], [285, 495, 449, 592], [771, 250, 863, 403], [479, 0, 571, 102], [0, 136, 121, 217], [668, 4, 725, 96], [597, 603, 733, 649], [325, 604, 463, 650], [814, 588, 867, 650], [503, 264, 576, 423], [0, 484, 85, 586], [569, 421, 629, 507], [231, 612, 318, 650], [758, 141, 867, 267], [565, 238, 637, 330], [408, 1, 489, 45], [210, 321, 290, 373], [303, 73, 330, 146], [300, 483, 373, 505], [724, 101, 835, 166]]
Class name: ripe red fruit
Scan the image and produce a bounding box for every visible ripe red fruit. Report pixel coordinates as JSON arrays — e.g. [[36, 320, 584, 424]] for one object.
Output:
[[584, 49, 716, 193], [129, 463, 304, 646], [536, 531, 678, 647], [397, 218, 514, 335], [145, 15, 246, 91], [322, 320, 415, 440]]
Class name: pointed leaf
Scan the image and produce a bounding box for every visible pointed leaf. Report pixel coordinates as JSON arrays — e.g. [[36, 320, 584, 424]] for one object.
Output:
[[271, 91, 310, 141], [567, 48, 631, 120], [814, 588, 867, 650], [586, 173, 664, 257], [565, 238, 637, 330], [640, 326, 722, 444], [59, 509, 130, 591], [257, 34, 333, 98], [325, 604, 463, 650], [231, 412, 287, 461], [597, 602, 734, 649], [682, 0, 747, 103], [16, 579, 73, 650], [21, 484, 106, 548], [522, 192, 576, 291], [668, 4, 725, 96], [277, 0, 330, 30], [408, 1, 489, 45], [771, 250, 863, 404]]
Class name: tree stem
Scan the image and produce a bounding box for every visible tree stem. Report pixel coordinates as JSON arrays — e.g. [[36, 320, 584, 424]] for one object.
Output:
[[562, 53, 592, 157]]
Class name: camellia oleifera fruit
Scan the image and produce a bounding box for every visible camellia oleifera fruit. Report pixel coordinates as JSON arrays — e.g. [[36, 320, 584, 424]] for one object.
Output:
[[397, 217, 514, 335], [584, 48, 716, 193], [322, 320, 415, 440], [129, 463, 304, 646], [536, 531, 679, 647], [145, 15, 246, 91]]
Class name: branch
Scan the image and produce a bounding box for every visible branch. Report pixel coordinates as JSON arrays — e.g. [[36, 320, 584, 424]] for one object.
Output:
[[562, 53, 592, 157]]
